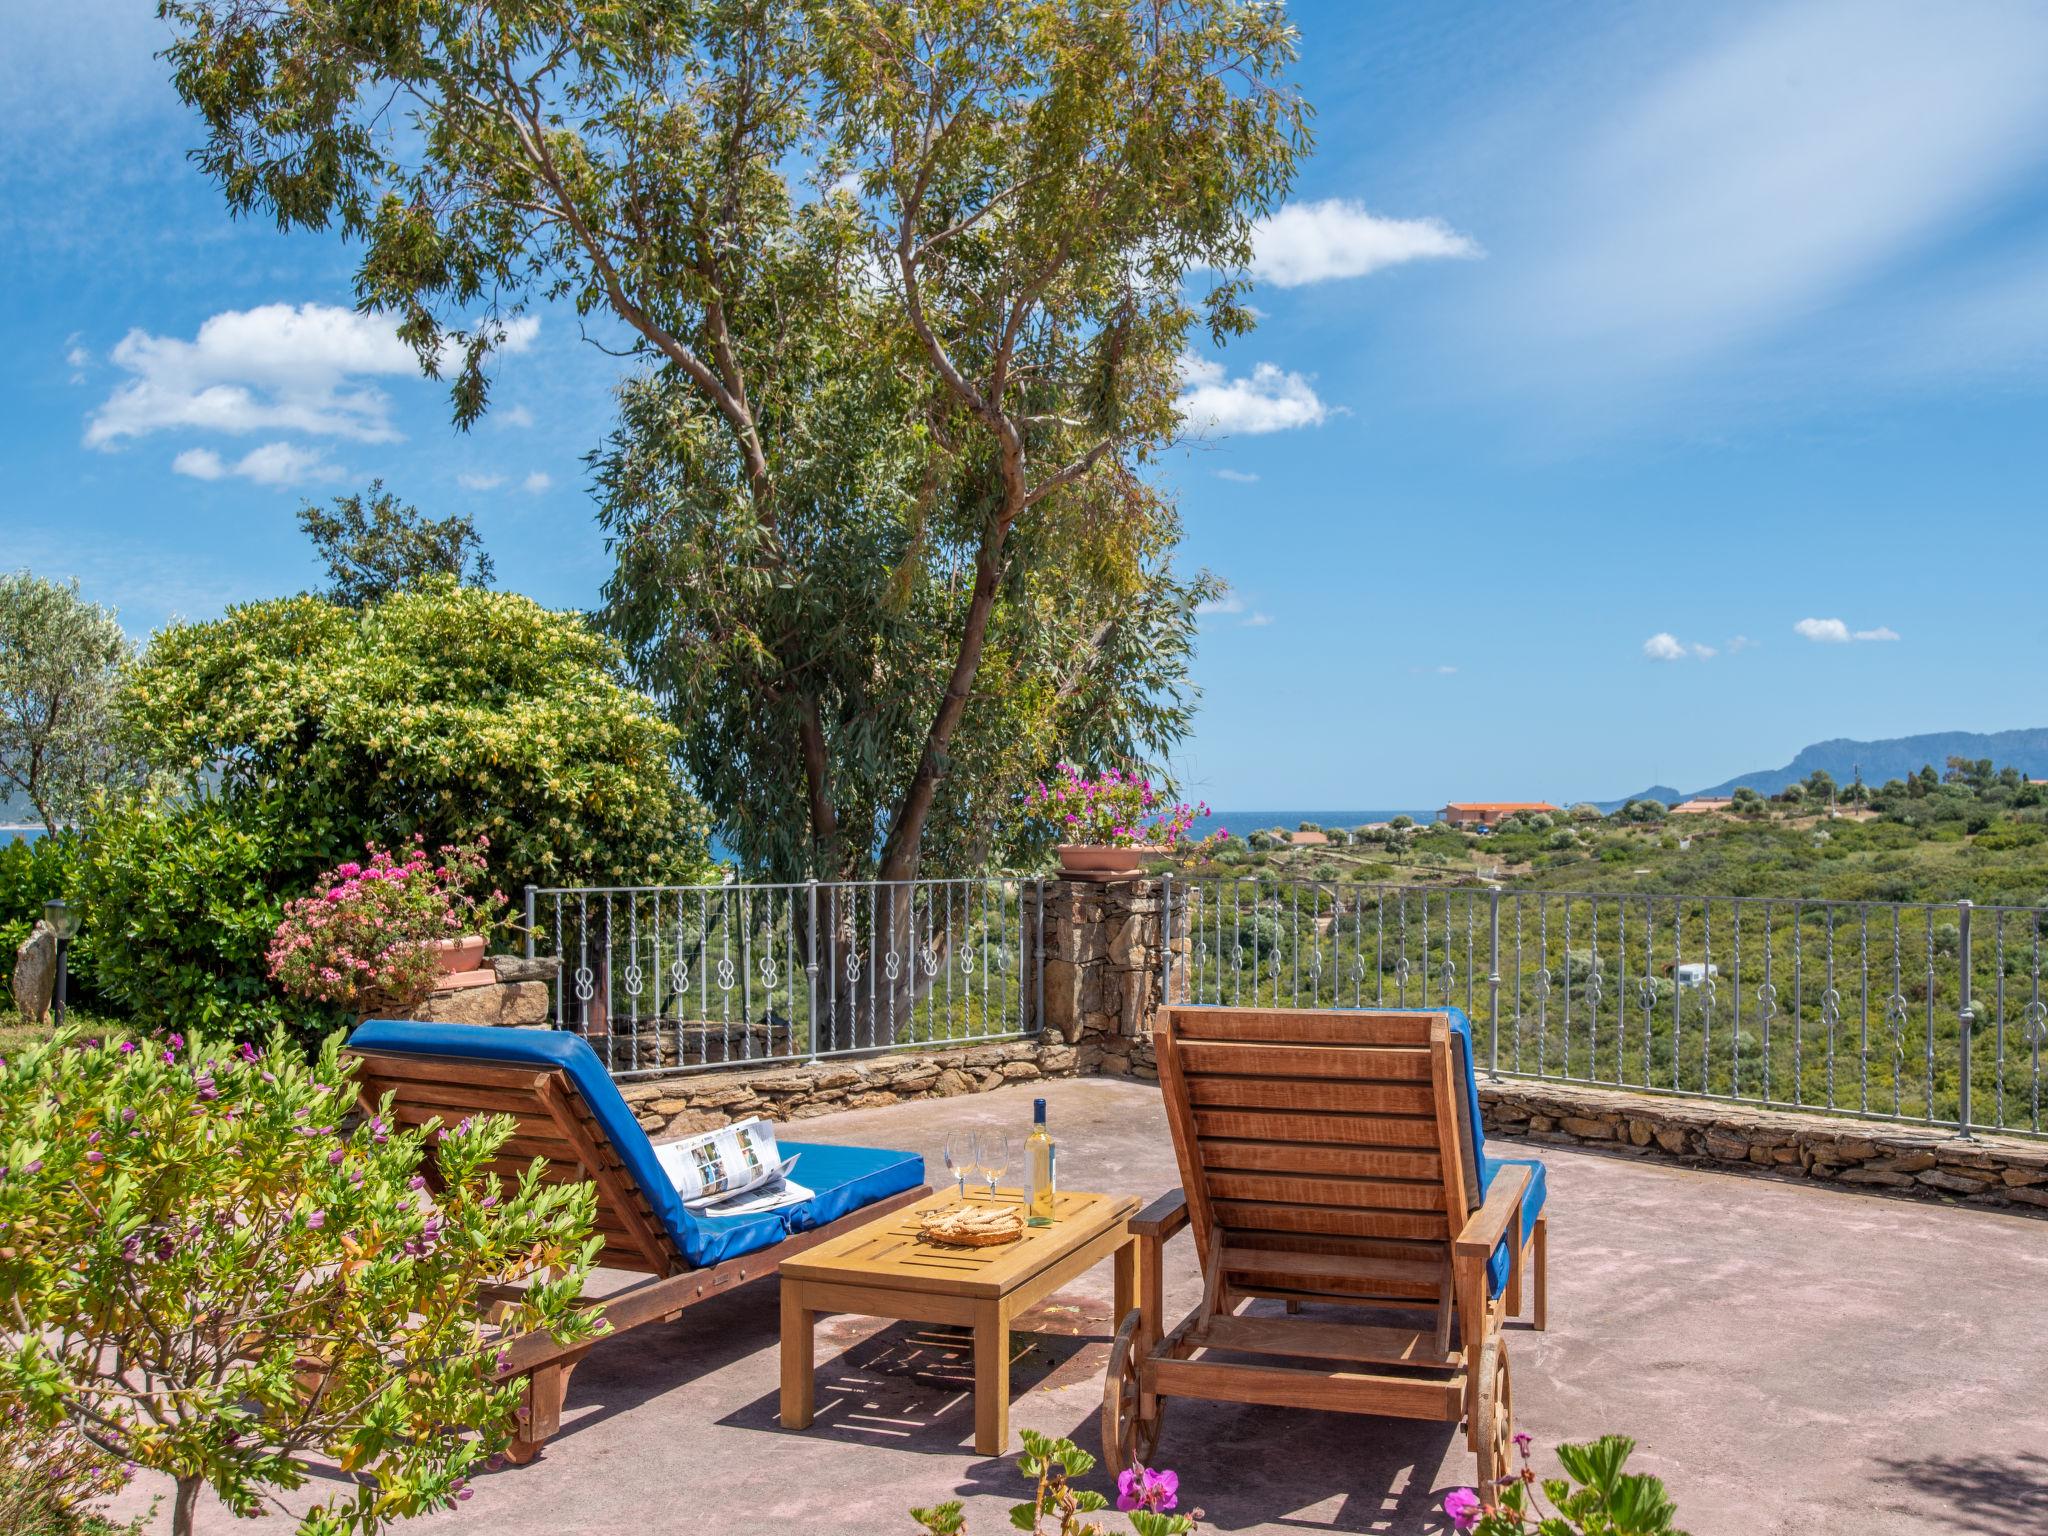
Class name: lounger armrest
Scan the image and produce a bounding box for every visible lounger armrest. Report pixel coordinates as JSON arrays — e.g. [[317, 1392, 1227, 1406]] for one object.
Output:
[[1452, 1163, 1530, 1262], [1130, 1188, 1190, 1242]]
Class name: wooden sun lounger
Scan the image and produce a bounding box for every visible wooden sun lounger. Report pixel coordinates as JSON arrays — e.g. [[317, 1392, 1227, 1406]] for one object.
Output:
[[347, 1040, 928, 1463], [1101, 1006, 1548, 1487]]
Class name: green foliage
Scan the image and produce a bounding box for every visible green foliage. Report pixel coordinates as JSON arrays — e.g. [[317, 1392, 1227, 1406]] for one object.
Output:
[[0, 1025, 602, 1536], [0, 573, 133, 836], [298, 482, 494, 607], [120, 582, 711, 895], [1459, 1434, 1689, 1535], [158, 0, 1305, 885], [0, 835, 101, 1009], [914, 1430, 1191, 1536], [74, 791, 324, 1040]]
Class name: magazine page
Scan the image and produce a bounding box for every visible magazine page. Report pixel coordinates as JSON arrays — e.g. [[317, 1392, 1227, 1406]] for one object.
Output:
[[652, 1117, 788, 1206]]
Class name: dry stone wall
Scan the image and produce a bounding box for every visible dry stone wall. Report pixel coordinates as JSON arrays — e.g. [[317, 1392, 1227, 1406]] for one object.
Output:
[[1481, 1079, 2048, 1215]]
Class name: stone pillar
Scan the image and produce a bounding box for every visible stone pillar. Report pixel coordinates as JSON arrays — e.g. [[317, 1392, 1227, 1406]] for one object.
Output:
[[1041, 875, 1189, 1080]]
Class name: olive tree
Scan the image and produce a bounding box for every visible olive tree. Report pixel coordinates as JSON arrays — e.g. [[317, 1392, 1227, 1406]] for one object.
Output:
[[0, 572, 132, 835]]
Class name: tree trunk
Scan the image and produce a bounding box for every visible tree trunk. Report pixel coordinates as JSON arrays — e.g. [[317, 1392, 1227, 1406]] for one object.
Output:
[[173, 1475, 203, 1536]]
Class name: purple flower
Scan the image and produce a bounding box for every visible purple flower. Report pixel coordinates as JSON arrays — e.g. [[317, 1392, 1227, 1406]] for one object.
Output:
[[194, 1075, 218, 1100], [121, 1108, 135, 1123], [166, 1033, 184, 1051], [85, 1151, 103, 1164], [121, 1235, 141, 1263], [119, 1041, 137, 1055], [239, 1041, 259, 1063], [1443, 1488, 1482, 1531], [327, 1147, 345, 1166], [1513, 1431, 1532, 1456], [306, 1209, 326, 1229], [1116, 1466, 1178, 1514]]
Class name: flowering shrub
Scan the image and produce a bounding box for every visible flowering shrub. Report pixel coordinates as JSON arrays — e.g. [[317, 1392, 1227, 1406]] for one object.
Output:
[[0, 1025, 601, 1536], [1024, 765, 1222, 854], [1444, 1434, 1688, 1535], [912, 1432, 1195, 1536], [268, 837, 504, 1014], [0, 1397, 142, 1536]]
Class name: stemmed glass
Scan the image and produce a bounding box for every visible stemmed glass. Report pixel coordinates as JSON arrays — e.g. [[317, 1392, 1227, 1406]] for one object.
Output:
[[943, 1133, 977, 1200], [977, 1131, 1012, 1199]]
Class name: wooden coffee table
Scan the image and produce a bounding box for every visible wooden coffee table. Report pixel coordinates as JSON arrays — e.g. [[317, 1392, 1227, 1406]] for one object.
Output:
[[778, 1187, 1140, 1455]]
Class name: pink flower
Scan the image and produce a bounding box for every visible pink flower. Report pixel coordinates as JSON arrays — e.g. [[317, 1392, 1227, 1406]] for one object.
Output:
[[1116, 1466, 1178, 1513], [1443, 1488, 1482, 1531], [305, 1210, 326, 1229], [119, 1041, 137, 1055]]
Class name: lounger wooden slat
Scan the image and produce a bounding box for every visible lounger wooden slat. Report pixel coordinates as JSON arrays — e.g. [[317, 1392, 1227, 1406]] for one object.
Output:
[[1182, 1078, 1436, 1114], [1191, 1107, 1443, 1147], [1102, 1005, 1550, 1492]]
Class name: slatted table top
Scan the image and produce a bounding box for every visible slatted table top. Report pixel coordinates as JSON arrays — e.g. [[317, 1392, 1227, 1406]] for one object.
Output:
[[779, 1188, 1139, 1301]]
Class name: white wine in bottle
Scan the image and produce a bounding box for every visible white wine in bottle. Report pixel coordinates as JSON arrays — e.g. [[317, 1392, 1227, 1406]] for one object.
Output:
[[1026, 1097, 1056, 1226]]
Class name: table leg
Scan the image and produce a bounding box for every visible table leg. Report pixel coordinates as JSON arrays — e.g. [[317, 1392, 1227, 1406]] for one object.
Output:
[[973, 1301, 1012, 1456], [779, 1283, 816, 1431], [1112, 1235, 1138, 1327]]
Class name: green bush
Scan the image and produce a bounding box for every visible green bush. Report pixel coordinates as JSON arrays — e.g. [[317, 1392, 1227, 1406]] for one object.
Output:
[[120, 580, 713, 896], [0, 835, 102, 1008], [73, 792, 331, 1040]]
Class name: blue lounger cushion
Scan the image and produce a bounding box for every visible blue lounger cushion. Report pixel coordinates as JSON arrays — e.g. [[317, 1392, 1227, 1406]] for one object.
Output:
[[1442, 1008, 1547, 1298], [345, 1020, 924, 1270]]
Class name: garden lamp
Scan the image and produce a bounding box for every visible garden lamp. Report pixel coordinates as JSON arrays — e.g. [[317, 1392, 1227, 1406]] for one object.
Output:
[[43, 898, 78, 1025]]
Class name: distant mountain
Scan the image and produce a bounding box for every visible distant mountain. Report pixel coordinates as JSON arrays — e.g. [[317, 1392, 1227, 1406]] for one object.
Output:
[[1597, 728, 2048, 808], [1590, 785, 1684, 814]]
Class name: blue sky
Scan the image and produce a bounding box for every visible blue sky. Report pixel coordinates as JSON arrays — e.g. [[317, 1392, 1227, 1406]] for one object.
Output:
[[5, 1, 2048, 808]]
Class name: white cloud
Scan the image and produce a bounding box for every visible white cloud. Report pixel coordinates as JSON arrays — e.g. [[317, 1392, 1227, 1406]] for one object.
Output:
[[1410, 663, 1458, 676], [85, 302, 539, 449], [1643, 632, 1716, 661], [1196, 594, 1245, 617], [172, 440, 339, 487], [64, 344, 90, 369], [458, 472, 507, 491], [1252, 199, 1480, 288], [522, 471, 552, 495], [1241, 612, 1273, 628], [1214, 468, 1260, 484], [1176, 355, 1328, 436], [496, 404, 536, 430], [171, 447, 223, 481], [1794, 617, 1900, 644], [1727, 634, 1758, 653]]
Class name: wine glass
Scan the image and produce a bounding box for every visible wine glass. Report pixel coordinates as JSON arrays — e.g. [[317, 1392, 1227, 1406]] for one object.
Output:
[[977, 1131, 1011, 1199], [943, 1133, 975, 1201]]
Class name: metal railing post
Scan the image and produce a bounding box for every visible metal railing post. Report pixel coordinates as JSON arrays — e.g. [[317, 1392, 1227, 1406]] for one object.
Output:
[[1160, 872, 1175, 1009], [805, 878, 821, 1063], [1957, 898, 1975, 1137], [1487, 887, 1503, 1079], [523, 885, 537, 961], [1034, 875, 1048, 1035]]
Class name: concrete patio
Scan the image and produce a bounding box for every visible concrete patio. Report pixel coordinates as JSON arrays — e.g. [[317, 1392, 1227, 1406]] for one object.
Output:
[[117, 1077, 2048, 1536]]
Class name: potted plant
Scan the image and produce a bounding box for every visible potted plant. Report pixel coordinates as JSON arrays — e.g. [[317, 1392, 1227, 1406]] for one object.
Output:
[[1024, 764, 1222, 879], [268, 836, 505, 1018]]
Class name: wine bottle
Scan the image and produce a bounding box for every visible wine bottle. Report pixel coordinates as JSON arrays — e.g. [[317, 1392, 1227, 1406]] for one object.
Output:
[[1026, 1097, 1056, 1227]]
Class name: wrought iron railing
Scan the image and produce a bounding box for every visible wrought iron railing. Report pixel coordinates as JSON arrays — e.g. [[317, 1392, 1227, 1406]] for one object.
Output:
[[1162, 876, 2047, 1138], [524, 878, 1045, 1079]]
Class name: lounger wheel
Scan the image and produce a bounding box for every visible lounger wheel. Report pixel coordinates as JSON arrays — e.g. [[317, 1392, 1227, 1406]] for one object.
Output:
[[1101, 1313, 1162, 1478], [1472, 1335, 1514, 1492]]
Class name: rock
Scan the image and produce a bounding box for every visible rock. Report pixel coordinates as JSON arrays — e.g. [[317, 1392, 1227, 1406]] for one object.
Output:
[[488, 954, 561, 984], [1654, 1126, 1689, 1155], [932, 1069, 974, 1097], [1833, 1137, 1880, 1160], [658, 1109, 731, 1137], [1560, 1115, 1616, 1140], [999, 1060, 1042, 1080], [1770, 1146, 1802, 1164], [1837, 1168, 1916, 1188], [11, 921, 56, 1023], [407, 980, 551, 1027], [1628, 1119, 1654, 1147], [1865, 1151, 1937, 1174], [1916, 1169, 1988, 1195], [2001, 1167, 2047, 1187], [1703, 1132, 1750, 1162], [846, 1091, 900, 1109], [2005, 1187, 2048, 1209]]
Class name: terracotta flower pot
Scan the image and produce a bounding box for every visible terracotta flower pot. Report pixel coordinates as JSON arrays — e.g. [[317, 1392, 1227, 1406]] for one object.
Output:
[[426, 935, 488, 974], [1056, 844, 1161, 880]]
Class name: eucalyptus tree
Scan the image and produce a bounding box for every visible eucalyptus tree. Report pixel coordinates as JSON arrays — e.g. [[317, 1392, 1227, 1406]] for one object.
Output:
[[0, 572, 133, 834], [299, 481, 495, 606], [162, 0, 1307, 1039]]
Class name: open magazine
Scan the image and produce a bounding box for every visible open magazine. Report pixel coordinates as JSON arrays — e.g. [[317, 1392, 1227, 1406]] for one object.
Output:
[[652, 1117, 813, 1216]]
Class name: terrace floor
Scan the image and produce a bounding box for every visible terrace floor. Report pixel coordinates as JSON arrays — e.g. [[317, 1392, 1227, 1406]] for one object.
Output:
[[117, 1077, 2048, 1536]]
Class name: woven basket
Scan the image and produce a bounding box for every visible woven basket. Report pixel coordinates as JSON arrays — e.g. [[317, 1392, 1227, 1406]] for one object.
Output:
[[918, 1206, 1026, 1248]]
